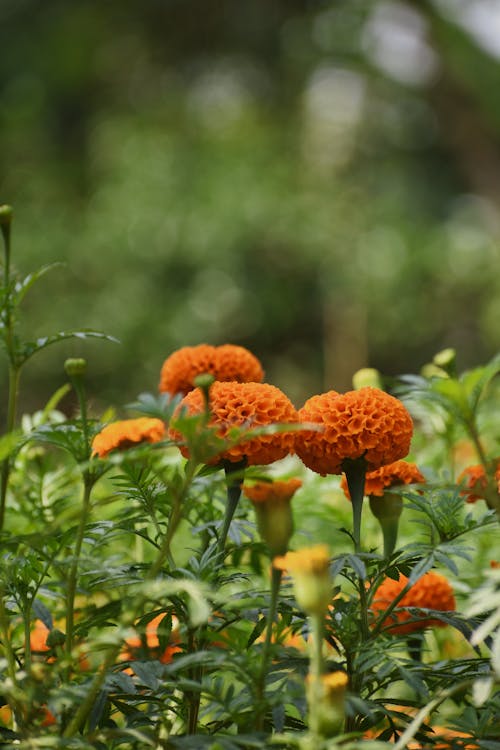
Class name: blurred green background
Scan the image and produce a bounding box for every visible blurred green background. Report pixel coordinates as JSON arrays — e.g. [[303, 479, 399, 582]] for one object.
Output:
[[1, 0, 500, 417]]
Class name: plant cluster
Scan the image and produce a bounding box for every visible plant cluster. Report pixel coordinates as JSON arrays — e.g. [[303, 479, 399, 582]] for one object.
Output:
[[0, 207, 499, 749]]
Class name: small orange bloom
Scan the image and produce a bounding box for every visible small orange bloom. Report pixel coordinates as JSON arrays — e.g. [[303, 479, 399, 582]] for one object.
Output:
[[159, 344, 264, 396], [370, 571, 455, 635], [169, 381, 298, 466], [295, 387, 413, 476], [340, 460, 425, 500], [458, 459, 500, 503], [243, 478, 302, 504], [92, 417, 166, 458], [121, 613, 181, 664]]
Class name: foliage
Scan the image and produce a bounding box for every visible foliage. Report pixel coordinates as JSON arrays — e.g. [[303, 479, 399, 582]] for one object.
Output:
[[0, 210, 499, 749]]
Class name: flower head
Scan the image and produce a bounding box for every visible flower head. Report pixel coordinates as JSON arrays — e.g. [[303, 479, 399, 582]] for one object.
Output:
[[92, 417, 166, 458], [159, 344, 264, 396], [169, 381, 298, 466], [340, 460, 425, 500], [274, 545, 332, 614], [458, 460, 500, 503], [243, 478, 302, 504], [295, 387, 413, 476], [243, 479, 302, 556], [370, 571, 455, 635], [121, 614, 181, 664]]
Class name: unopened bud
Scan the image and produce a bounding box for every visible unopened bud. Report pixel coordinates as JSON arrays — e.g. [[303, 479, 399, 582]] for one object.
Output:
[[64, 358, 87, 378], [352, 367, 383, 391]]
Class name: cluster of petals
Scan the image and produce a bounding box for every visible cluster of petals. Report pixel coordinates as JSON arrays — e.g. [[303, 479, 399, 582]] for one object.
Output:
[[159, 343, 264, 396], [274, 544, 330, 576], [243, 478, 302, 504], [91, 417, 166, 458], [120, 613, 181, 665], [370, 571, 455, 635], [169, 381, 298, 466], [295, 387, 414, 476], [340, 460, 425, 500], [458, 459, 500, 503]]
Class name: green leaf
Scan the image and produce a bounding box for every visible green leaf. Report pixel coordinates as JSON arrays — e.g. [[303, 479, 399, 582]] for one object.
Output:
[[13, 262, 63, 304], [0, 430, 21, 460], [20, 329, 119, 363]]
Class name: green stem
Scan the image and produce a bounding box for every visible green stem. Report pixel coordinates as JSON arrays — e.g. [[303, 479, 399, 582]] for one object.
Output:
[[380, 517, 399, 559], [466, 418, 489, 468], [217, 461, 246, 555], [65, 475, 93, 668], [0, 587, 24, 727], [0, 365, 20, 532], [255, 565, 283, 730], [307, 612, 325, 738], [344, 460, 366, 554]]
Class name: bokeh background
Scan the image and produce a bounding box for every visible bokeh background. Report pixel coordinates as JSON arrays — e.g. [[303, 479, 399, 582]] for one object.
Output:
[[1, 0, 500, 416]]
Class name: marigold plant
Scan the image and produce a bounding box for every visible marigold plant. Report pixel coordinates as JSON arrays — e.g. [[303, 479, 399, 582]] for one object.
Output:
[[295, 386, 414, 476], [169, 380, 298, 465], [91, 417, 166, 457], [370, 571, 456, 635], [159, 343, 264, 395]]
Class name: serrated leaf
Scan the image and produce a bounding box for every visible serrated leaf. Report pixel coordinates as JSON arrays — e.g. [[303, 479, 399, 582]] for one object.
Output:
[[13, 262, 63, 304]]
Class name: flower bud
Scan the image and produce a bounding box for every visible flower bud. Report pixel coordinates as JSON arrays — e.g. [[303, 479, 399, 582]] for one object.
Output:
[[64, 358, 87, 377], [352, 367, 383, 390], [274, 545, 332, 616], [307, 671, 348, 737]]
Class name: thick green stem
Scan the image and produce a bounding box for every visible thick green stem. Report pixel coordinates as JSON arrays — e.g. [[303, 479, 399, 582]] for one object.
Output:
[[307, 612, 326, 738], [380, 517, 399, 559], [344, 460, 366, 554], [255, 565, 283, 730], [217, 461, 246, 555]]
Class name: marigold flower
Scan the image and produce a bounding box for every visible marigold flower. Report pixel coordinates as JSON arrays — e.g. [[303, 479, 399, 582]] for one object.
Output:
[[169, 381, 298, 466], [121, 613, 181, 664], [295, 387, 413, 476], [243, 478, 302, 504], [274, 545, 332, 615], [340, 460, 425, 500], [458, 459, 500, 503], [370, 571, 456, 635], [243, 479, 302, 556], [159, 343, 264, 395], [91, 417, 166, 458]]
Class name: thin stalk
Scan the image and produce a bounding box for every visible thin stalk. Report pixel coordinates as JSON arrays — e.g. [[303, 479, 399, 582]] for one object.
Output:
[[255, 564, 283, 730], [65, 475, 93, 667], [0, 365, 20, 532], [466, 418, 489, 468], [0, 588, 23, 727], [186, 627, 201, 734]]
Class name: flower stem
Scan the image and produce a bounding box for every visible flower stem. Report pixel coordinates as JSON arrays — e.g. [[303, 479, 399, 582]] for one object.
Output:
[[217, 460, 246, 555], [343, 459, 366, 554], [307, 612, 325, 738], [0, 364, 20, 532], [255, 564, 283, 730]]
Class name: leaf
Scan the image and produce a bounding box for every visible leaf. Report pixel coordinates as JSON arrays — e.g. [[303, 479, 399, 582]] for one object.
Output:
[[32, 598, 53, 630], [13, 262, 63, 304], [0, 430, 21, 461], [20, 329, 119, 363]]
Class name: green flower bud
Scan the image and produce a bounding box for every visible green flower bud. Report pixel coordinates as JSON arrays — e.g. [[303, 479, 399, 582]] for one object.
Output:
[[352, 367, 383, 390], [64, 358, 87, 377]]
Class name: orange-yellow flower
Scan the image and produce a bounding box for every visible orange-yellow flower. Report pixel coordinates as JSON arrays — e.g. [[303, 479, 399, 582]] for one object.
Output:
[[243, 478, 302, 504], [274, 545, 332, 614], [295, 387, 413, 476], [458, 459, 500, 503], [120, 613, 181, 665], [370, 571, 455, 635], [243, 479, 302, 556], [159, 343, 264, 396], [340, 460, 425, 500], [92, 417, 166, 458], [169, 381, 298, 466]]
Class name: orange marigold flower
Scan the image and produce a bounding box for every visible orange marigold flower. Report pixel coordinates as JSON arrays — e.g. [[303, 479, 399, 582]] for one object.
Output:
[[121, 613, 181, 665], [92, 417, 166, 458], [169, 381, 298, 466], [458, 459, 500, 503], [295, 387, 414, 476], [340, 460, 425, 500], [370, 571, 455, 635], [159, 343, 264, 395], [243, 478, 302, 504]]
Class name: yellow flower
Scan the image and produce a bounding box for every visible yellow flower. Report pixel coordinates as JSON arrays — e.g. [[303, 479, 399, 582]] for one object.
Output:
[[274, 545, 332, 615]]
